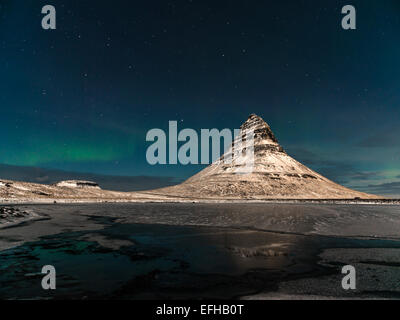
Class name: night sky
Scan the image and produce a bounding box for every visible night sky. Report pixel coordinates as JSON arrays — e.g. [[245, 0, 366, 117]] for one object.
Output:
[[1, 0, 400, 195]]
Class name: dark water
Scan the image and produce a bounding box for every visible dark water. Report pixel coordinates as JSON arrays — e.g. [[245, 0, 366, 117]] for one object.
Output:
[[2, 213, 400, 300]]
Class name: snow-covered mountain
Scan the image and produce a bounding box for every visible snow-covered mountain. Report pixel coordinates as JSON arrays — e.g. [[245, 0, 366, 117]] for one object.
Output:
[[0, 114, 380, 202], [150, 114, 379, 200]]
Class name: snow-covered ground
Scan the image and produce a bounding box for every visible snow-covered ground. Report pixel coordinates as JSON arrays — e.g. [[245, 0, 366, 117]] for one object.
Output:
[[67, 202, 400, 239], [2, 203, 400, 245]]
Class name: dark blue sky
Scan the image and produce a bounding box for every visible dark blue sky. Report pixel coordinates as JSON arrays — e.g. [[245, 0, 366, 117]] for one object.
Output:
[[1, 0, 400, 195]]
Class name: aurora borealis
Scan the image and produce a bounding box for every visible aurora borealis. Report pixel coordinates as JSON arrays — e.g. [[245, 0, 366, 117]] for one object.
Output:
[[1, 0, 400, 195]]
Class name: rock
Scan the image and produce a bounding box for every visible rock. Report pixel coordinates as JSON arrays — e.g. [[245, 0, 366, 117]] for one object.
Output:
[[0, 207, 26, 220], [54, 180, 101, 189]]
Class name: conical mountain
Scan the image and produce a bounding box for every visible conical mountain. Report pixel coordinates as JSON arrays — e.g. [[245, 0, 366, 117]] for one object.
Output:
[[150, 114, 379, 200]]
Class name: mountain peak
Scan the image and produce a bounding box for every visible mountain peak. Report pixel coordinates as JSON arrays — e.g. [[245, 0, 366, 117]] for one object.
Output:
[[240, 113, 280, 148], [242, 113, 265, 126]]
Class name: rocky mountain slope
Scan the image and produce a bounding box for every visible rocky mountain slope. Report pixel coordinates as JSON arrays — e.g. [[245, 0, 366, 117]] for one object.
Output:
[[148, 114, 380, 200]]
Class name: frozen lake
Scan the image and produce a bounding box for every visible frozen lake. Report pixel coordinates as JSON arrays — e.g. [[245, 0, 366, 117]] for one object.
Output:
[[1, 203, 400, 299]]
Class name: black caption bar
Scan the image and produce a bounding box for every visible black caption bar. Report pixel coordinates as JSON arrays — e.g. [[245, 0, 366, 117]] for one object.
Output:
[[0, 300, 397, 319]]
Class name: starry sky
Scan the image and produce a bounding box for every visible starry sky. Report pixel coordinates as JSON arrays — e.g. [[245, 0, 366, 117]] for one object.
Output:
[[1, 0, 400, 196]]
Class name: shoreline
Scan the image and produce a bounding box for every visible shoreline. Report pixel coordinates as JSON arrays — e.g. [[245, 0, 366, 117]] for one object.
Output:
[[1, 198, 400, 205]]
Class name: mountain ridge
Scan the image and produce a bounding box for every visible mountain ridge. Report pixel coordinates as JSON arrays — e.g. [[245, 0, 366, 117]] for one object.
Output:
[[0, 114, 381, 202], [0, 164, 179, 191]]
